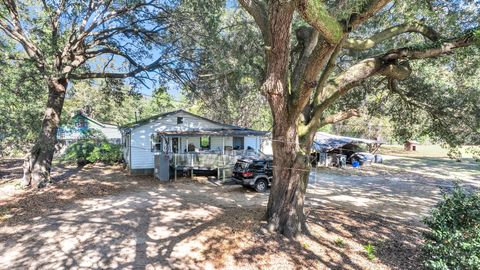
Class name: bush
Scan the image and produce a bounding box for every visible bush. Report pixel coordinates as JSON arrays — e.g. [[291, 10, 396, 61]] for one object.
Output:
[[87, 142, 122, 165], [62, 139, 122, 165], [466, 147, 480, 162], [422, 185, 480, 270]]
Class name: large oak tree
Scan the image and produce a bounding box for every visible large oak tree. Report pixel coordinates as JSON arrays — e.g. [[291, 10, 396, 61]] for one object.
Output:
[[236, 0, 479, 236], [0, 0, 184, 187]]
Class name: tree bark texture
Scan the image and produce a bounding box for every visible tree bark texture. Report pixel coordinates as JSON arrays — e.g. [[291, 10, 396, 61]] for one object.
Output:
[[22, 78, 67, 188], [266, 123, 312, 237], [261, 1, 312, 237]]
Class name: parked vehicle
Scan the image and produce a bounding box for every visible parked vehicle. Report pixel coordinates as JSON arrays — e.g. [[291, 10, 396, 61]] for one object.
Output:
[[232, 158, 273, 192], [349, 152, 375, 165]]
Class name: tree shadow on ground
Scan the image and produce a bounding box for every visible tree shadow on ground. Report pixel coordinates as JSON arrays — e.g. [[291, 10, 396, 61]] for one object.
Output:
[[0, 162, 157, 224], [0, 159, 23, 185], [51, 163, 85, 183], [306, 206, 425, 270], [0, 163, 425, 269]]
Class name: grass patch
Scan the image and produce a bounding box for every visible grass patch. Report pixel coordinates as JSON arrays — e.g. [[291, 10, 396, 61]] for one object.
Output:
[[363, 243, 376, 261], [334, 237, 346, 248]]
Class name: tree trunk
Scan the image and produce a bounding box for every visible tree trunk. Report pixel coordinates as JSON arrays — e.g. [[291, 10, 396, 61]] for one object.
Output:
[[266, 123, 312, 237], [22, 78, 68, 188]]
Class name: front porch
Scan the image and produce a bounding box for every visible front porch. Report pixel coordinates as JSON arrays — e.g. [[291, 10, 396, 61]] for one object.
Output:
[[165, 149, 262, 181], [152, 132, 262, 155]]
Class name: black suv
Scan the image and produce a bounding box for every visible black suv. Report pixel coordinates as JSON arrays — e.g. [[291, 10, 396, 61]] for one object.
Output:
[[232, 158, 273, 192]]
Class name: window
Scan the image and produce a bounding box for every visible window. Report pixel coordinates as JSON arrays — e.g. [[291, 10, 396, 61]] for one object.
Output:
[[172, 138, 179, 153], [177, 117, 183, 124], [266, 161, 273, 170], [200, 136, 210, 150], [233, 137, 244, 150], [252, 161, 265, 170], [151, 134, 163, 152]]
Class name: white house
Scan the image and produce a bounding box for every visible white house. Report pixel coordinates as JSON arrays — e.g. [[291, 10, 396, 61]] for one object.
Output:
[[121, 110, 268, 175], [57, 112, 121, 144]]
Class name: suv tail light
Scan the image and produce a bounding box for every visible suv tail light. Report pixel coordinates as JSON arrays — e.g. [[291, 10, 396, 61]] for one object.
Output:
[[242, 171, 253, 177]]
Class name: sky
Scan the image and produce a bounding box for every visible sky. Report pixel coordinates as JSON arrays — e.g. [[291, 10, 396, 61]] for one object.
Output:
[[136, 0, 240, 100]]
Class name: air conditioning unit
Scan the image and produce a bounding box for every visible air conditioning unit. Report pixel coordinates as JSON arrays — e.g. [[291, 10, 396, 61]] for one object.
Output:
[[154, 153, 170, 181]]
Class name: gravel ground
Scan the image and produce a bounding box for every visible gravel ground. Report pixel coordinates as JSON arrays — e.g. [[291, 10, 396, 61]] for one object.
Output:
[[0, 159, 431, 269]]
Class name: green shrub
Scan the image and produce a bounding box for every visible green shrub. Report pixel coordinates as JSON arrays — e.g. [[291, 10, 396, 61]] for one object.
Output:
[[447, 147, 462, 162], [422, 185, 480, 270], [466, 147, 480, 162], [87, 142, 122, 164], [62, 139, 96, 165], [62, 139, 122, 165]]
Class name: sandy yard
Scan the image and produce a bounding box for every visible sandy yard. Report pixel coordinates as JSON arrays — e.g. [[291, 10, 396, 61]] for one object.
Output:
[[0, 156, 478, 269]]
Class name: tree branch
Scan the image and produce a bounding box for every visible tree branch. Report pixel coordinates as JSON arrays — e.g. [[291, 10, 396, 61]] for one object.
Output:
[[62, 0, 146, 63], [305, 28, 477, 133], [344, 22, 441, 50], [348, 0, 392, 30], [291, 41, 336, 118], [237, 0, 269, 43], [297, 0, 344, 44], [0, 1, 45, 69], [69, 57, 170, 80], [291, 26, 320, 91], [382, 29, 477, 61], [320, 108, 361, 125]]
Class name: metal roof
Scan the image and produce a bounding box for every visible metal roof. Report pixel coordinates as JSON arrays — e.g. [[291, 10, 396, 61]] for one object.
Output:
[[312, 132, 383, 152], [157, 128, 267, 137], [121, 109, 267, 136]]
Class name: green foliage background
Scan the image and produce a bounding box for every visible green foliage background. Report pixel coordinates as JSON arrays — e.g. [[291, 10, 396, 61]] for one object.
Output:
[[423, 185, 480, 270]]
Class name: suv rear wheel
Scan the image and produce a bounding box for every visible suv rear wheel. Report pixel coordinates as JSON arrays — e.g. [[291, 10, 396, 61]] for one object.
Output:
[[254, 178, 268, 192]]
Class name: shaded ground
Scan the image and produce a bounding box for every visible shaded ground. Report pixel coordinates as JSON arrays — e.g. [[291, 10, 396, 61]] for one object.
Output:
[[308, 155, 479, 221], [2, 154, 477, 269]]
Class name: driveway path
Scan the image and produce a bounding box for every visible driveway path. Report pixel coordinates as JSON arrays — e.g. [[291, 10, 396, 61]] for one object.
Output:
[[2, 159, 476, 269], [307, 170, 442, 220]]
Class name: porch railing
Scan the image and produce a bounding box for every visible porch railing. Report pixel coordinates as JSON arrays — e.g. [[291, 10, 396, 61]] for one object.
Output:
[[170, 153, 237, 169]]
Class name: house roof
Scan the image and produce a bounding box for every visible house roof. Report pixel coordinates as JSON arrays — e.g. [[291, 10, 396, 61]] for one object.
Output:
[[157, 128, 267, 137], [74, 112, 118, 128], [404, 140, 420, 144], [121, 109, 267, 136], [312, 132, 383, 152]]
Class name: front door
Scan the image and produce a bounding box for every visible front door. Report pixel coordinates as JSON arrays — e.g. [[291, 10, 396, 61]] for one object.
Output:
[[172, 138, 179, 153]]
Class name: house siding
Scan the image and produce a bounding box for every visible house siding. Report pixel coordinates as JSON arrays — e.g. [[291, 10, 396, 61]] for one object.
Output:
[[125, 111, 265, 170], [58, 114, 121, 142], [245, 136, 259, 150]]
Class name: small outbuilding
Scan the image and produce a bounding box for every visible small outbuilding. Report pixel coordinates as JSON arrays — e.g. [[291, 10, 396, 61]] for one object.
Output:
[[404, 140, 419, 151]]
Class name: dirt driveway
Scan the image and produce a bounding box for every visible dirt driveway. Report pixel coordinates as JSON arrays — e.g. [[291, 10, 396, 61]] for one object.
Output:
[[2, 156, 478, 269], [307, 155, 479, 222], [308, 169, 442, 221]]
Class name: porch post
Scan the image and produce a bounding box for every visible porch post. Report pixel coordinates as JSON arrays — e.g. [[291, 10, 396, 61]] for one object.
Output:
[[222, 154, 225, 181], [174, 154, 177, 181], [222, 137, 225, 154]]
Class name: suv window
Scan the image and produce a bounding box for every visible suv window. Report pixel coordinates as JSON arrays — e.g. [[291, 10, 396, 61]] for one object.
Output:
[[234, 162, 249, 171], [266, 161, 273, 169], [251, 161, 265, 170]]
